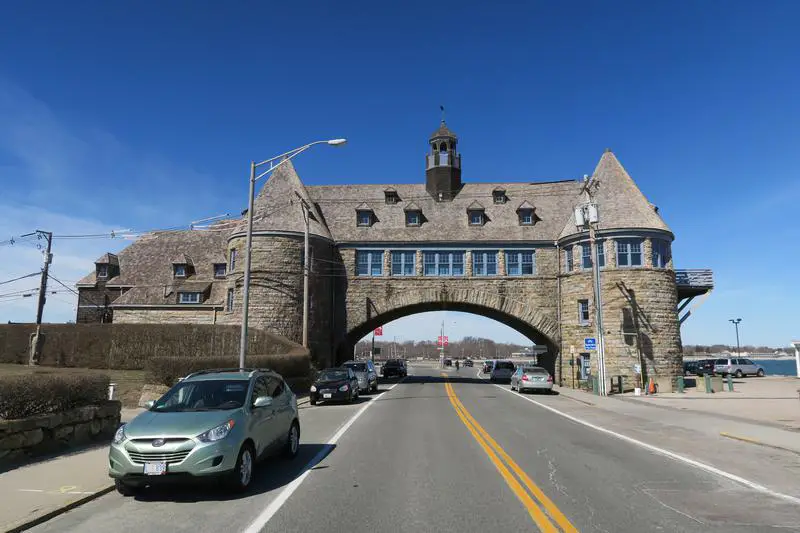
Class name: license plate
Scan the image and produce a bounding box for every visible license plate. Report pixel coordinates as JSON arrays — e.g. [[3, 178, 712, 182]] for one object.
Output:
[[144, 461, 167, 475], [323, 393, 332, 399]]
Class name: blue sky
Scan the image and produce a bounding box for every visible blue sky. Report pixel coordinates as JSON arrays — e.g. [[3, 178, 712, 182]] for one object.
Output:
[[0, 1, 798, 347]]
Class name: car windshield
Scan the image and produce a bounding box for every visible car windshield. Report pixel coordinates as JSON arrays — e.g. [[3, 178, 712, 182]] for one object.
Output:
[[524, 367, 547, 374], [152, 380, 248, 412], [385, 361, 402, 367], [345, 363, 367, 372], [319, 370, 349, 381], [495, 362, 515, 370]]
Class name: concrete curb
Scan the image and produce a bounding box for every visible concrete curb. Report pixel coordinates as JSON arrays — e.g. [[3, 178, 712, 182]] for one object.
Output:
[[5, 484, 114, 533], [719, 432, 800, 457]]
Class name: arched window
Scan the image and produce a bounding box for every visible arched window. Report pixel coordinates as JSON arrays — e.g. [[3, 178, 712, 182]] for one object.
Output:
[[439, 142, 448, 152]]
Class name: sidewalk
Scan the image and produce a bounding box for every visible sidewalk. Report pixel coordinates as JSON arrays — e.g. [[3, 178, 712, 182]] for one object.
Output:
[[555, 384, 800, 456]]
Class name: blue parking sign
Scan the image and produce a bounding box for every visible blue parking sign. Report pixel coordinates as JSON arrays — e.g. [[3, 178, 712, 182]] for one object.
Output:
[[584, 338, 597, 351]]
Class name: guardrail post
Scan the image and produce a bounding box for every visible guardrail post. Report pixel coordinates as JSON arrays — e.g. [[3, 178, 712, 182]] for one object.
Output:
[[676, 376, 684, 393], [704, 374, 712, 393], [727, 374, 734, 392]]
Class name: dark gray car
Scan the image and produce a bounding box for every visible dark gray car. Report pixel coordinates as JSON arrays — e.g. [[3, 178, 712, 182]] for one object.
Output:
[[343, 360, 378, 393]]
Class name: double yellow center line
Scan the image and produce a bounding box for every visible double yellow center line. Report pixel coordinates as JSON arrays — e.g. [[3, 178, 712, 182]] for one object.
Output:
[[442, 375, 577, 532]]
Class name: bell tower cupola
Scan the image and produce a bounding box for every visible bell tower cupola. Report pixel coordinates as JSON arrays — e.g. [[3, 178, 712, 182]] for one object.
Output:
[[425, 110, 462, 201]]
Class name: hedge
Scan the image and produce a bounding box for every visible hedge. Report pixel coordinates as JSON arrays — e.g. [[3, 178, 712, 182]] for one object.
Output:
[[145, 354, 311, 387], [0, 374, 110, 420], [0, 324, 306, 369]]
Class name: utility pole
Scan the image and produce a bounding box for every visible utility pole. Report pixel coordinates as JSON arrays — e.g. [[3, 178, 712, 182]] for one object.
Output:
[[297, 193, 311, 350], [23, 230, 52, 365], [575, 175, 607, 395]]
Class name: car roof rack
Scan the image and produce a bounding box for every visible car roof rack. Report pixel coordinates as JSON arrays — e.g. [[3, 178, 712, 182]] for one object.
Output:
[[183, 367, 272, 380]]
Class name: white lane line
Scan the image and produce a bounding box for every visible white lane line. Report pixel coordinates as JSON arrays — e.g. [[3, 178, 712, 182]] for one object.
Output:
[[243, 380, 405, 533], [494, 384, 800, 506]]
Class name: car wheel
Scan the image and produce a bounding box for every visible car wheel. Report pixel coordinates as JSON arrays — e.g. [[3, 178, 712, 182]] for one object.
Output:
[[735, 369, 743, 378], [228, 443, 255, 492], [283, 421, 300, 460], [114, 479, 139, 497], [757, 369, 765, 377]]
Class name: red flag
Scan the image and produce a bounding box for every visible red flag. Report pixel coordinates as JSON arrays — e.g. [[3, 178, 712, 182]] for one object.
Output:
[[374, 327, 383, 336]]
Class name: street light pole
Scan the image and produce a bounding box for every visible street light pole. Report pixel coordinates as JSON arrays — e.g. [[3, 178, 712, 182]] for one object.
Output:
[[729, 318, 742, 357], [238, 139, 346, 369], [293, 193, 311, 349]]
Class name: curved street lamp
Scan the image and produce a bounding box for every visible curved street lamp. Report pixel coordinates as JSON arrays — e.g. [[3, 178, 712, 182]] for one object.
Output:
[[239, 139, 347, 369]]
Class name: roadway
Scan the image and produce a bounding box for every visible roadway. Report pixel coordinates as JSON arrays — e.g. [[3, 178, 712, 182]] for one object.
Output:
[[30, 365, 800, 532]]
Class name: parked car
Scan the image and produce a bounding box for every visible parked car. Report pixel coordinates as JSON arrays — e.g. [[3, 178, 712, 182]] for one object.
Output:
[[694, 359, 716, 376], [109, 368, 300, 496], [443, 358, 453, 367], [713, 357, 765, 378], [310, 367, 360, 405], [382, 359, 407, 378], [482, 360, 494, 374], [343, 360, 378, 393], [464, 359, 474, 367], [490, 360, 516, 382], [683, 361, 698, 376], [511, 366, 553, 394]]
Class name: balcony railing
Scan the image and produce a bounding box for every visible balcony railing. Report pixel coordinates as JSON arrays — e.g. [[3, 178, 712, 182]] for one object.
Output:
[[675, 269, 714, 289]]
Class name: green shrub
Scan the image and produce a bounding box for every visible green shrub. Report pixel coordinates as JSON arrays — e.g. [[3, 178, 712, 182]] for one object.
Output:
[[145, 354, 310, 386], [0, 374, 110, 420]]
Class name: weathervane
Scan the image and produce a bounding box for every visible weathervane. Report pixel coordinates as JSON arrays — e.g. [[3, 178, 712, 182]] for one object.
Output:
[[440, 105, 445, 124]]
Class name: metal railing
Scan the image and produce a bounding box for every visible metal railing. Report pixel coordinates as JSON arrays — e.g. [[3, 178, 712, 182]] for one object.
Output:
[[675, 269, 714, 288]]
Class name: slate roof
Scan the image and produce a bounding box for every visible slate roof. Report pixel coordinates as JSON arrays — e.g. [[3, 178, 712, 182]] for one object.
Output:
[[431, 121, 457, 139], [307, 180, 580, 243], [558, 151, 672, 240], [76, 229, 230, 306], [94, 253, 119, 265], [231, 160, 332, 240]]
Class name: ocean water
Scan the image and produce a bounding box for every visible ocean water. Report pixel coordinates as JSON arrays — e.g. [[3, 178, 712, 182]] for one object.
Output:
[[758, 359, 798, 376]]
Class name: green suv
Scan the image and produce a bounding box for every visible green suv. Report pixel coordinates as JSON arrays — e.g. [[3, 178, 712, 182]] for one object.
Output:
[[109, 368, 300, 495]]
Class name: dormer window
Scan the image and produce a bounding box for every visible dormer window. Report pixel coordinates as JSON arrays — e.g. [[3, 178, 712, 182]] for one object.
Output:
[[97, 264, 108, 279], [178, 292, 201, 304], [516, 200, 536, 226], [384, 188, 399, 205], [404, 201, 422, 227], [493, 188, 507, 204], [355, 202, 374, 227], [213, 263, 226, 278], [357, 210, 372, 226], [466, 201, 485, 226], [174, 264, 187, 278]]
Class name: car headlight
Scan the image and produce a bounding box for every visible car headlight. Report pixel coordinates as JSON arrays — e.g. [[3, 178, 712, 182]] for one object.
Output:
[[112, 424, 126, 445], [310, 385, 317, 392], [197, 420, 235, 443], [339, 384, 349, 392]]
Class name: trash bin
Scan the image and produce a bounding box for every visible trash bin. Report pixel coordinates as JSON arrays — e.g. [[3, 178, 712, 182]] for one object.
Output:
[[710, 376, 723, 393]]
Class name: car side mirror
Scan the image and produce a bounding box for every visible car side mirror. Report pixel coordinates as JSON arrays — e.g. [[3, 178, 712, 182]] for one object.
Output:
[[253, 396, 273, 408], [144, 400, 155, 410]]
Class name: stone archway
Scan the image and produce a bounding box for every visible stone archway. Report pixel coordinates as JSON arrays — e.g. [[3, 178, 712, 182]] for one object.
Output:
[[337, 285, 559, 375]]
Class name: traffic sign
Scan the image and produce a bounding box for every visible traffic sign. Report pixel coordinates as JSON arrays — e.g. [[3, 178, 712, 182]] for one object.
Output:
[[584, 338, 597, 351], [374, 327, 383, 336]]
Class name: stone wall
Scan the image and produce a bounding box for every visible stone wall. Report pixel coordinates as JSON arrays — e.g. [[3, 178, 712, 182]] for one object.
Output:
[[222, 235, 338, 368], [559, 264, 681, 389], [0, 401, 121, 465], [76, 284, 125, 323]]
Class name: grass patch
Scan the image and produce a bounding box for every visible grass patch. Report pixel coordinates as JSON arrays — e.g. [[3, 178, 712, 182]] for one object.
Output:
[[0, 364, 146, 408]]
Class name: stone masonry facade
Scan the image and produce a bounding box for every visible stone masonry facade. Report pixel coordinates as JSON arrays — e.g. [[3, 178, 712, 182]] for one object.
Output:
[[76, 121, 711, 387]]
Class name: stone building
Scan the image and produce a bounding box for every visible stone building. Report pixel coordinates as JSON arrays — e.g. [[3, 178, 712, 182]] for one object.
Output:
[[77, 121, 713, 387]]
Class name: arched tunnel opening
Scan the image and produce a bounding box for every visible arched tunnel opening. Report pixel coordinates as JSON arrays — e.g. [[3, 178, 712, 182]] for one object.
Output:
[[335, 302, 558, 378]]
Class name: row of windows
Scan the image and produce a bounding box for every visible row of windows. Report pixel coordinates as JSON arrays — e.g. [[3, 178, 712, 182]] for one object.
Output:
[[356, 250, 537, 277], [564, 239, 670, 271]]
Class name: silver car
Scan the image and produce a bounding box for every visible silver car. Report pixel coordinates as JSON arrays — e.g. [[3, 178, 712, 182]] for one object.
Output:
[[489, 360, 516, 382], [713, 357, 765, 378], [343, 360, 379, 392], [109, 368, 300, 495], [511, 366, 553, 393]]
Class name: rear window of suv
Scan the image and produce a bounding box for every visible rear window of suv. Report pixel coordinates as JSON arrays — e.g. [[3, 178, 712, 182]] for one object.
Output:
[[495, 362, 515, 370]]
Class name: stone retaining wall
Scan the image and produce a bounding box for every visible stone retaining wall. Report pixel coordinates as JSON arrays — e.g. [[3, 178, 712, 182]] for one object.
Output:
[[0, 401, 121, 464]]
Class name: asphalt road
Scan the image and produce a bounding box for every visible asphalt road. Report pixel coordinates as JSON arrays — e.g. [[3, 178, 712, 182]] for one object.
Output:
[[30, 365, 800, 533]]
